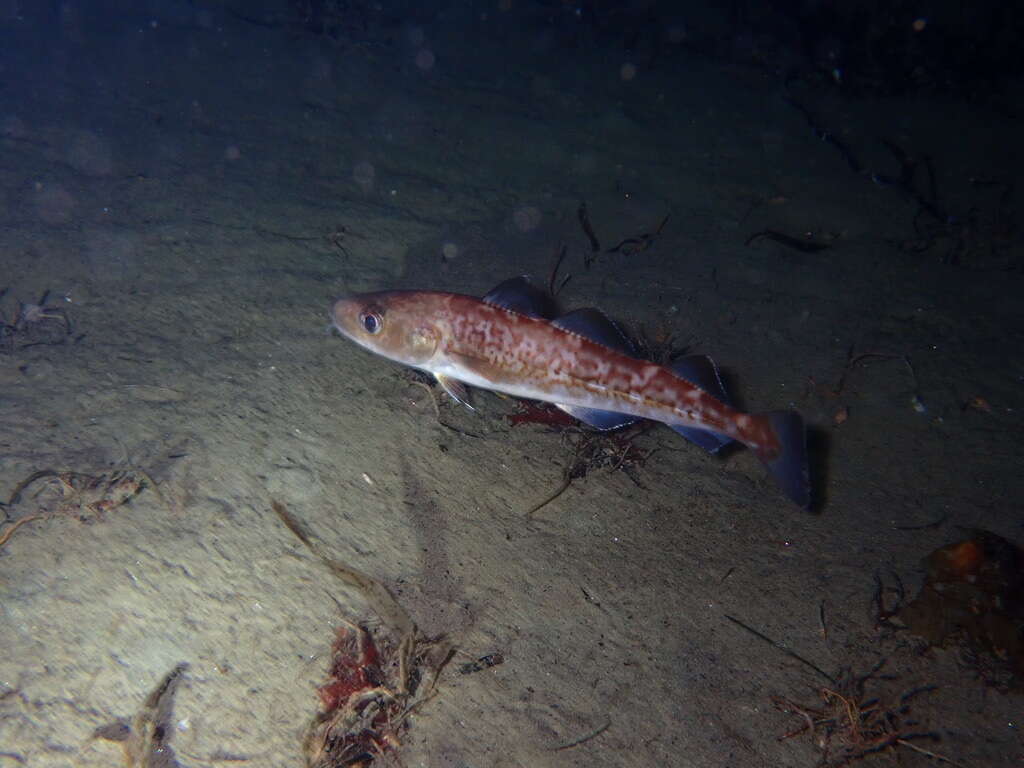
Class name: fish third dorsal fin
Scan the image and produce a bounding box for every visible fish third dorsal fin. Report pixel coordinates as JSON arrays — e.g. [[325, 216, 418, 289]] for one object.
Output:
[[551, 308, 636, 356], [482, 276, 559, 319], [669, 355, 732, 406], [667, 355, 735, 453]]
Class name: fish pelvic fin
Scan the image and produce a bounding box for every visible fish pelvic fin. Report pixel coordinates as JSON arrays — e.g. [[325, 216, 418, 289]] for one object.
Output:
[[751, 411, 810, 510], [435, 374, 475, 410]]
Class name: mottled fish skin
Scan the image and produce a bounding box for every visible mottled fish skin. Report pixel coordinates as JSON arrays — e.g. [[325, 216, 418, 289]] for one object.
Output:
[[330, 286, 809, 508]]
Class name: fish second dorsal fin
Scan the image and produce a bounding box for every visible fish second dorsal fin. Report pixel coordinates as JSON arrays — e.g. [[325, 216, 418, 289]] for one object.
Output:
[[482, 276, 559, 320], [551, 308, 635, 356]]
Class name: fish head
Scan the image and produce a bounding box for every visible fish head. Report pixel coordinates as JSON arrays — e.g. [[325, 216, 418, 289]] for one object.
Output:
[[330, 291, 442, 366]]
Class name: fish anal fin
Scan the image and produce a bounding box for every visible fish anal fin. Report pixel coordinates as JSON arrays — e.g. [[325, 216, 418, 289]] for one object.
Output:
[[670, 425, 734, 454], [557, 405, 639, 431]]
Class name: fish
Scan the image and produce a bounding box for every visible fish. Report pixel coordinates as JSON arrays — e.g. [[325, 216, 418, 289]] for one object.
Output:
[[330, 277, 810, 509]]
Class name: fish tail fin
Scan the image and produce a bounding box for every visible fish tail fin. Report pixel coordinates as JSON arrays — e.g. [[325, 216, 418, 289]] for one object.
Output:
[[752, 411, 810, 510]]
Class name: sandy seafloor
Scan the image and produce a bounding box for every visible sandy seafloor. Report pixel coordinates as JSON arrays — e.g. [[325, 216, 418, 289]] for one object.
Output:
[[1, 3, 1022, 767]]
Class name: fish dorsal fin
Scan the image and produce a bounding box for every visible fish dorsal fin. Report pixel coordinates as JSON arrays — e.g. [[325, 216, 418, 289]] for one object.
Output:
[[482, 276, 558, 319], [666, 355, 735, 454], [551, 308, 635, 356], [669, 354, 732, 406]]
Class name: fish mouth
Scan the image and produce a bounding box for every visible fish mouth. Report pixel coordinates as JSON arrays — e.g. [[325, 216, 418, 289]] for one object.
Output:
[[329, 295, 358, 337]]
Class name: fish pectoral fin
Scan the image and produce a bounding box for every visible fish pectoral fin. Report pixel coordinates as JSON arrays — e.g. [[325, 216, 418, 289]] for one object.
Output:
[[435, 374, 475, 410], [447, 351, 505, 382], [557, 405, 639, 431]]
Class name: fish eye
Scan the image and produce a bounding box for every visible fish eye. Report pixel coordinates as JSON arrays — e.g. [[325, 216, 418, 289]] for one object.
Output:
[[360, 311, 383, 334]]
